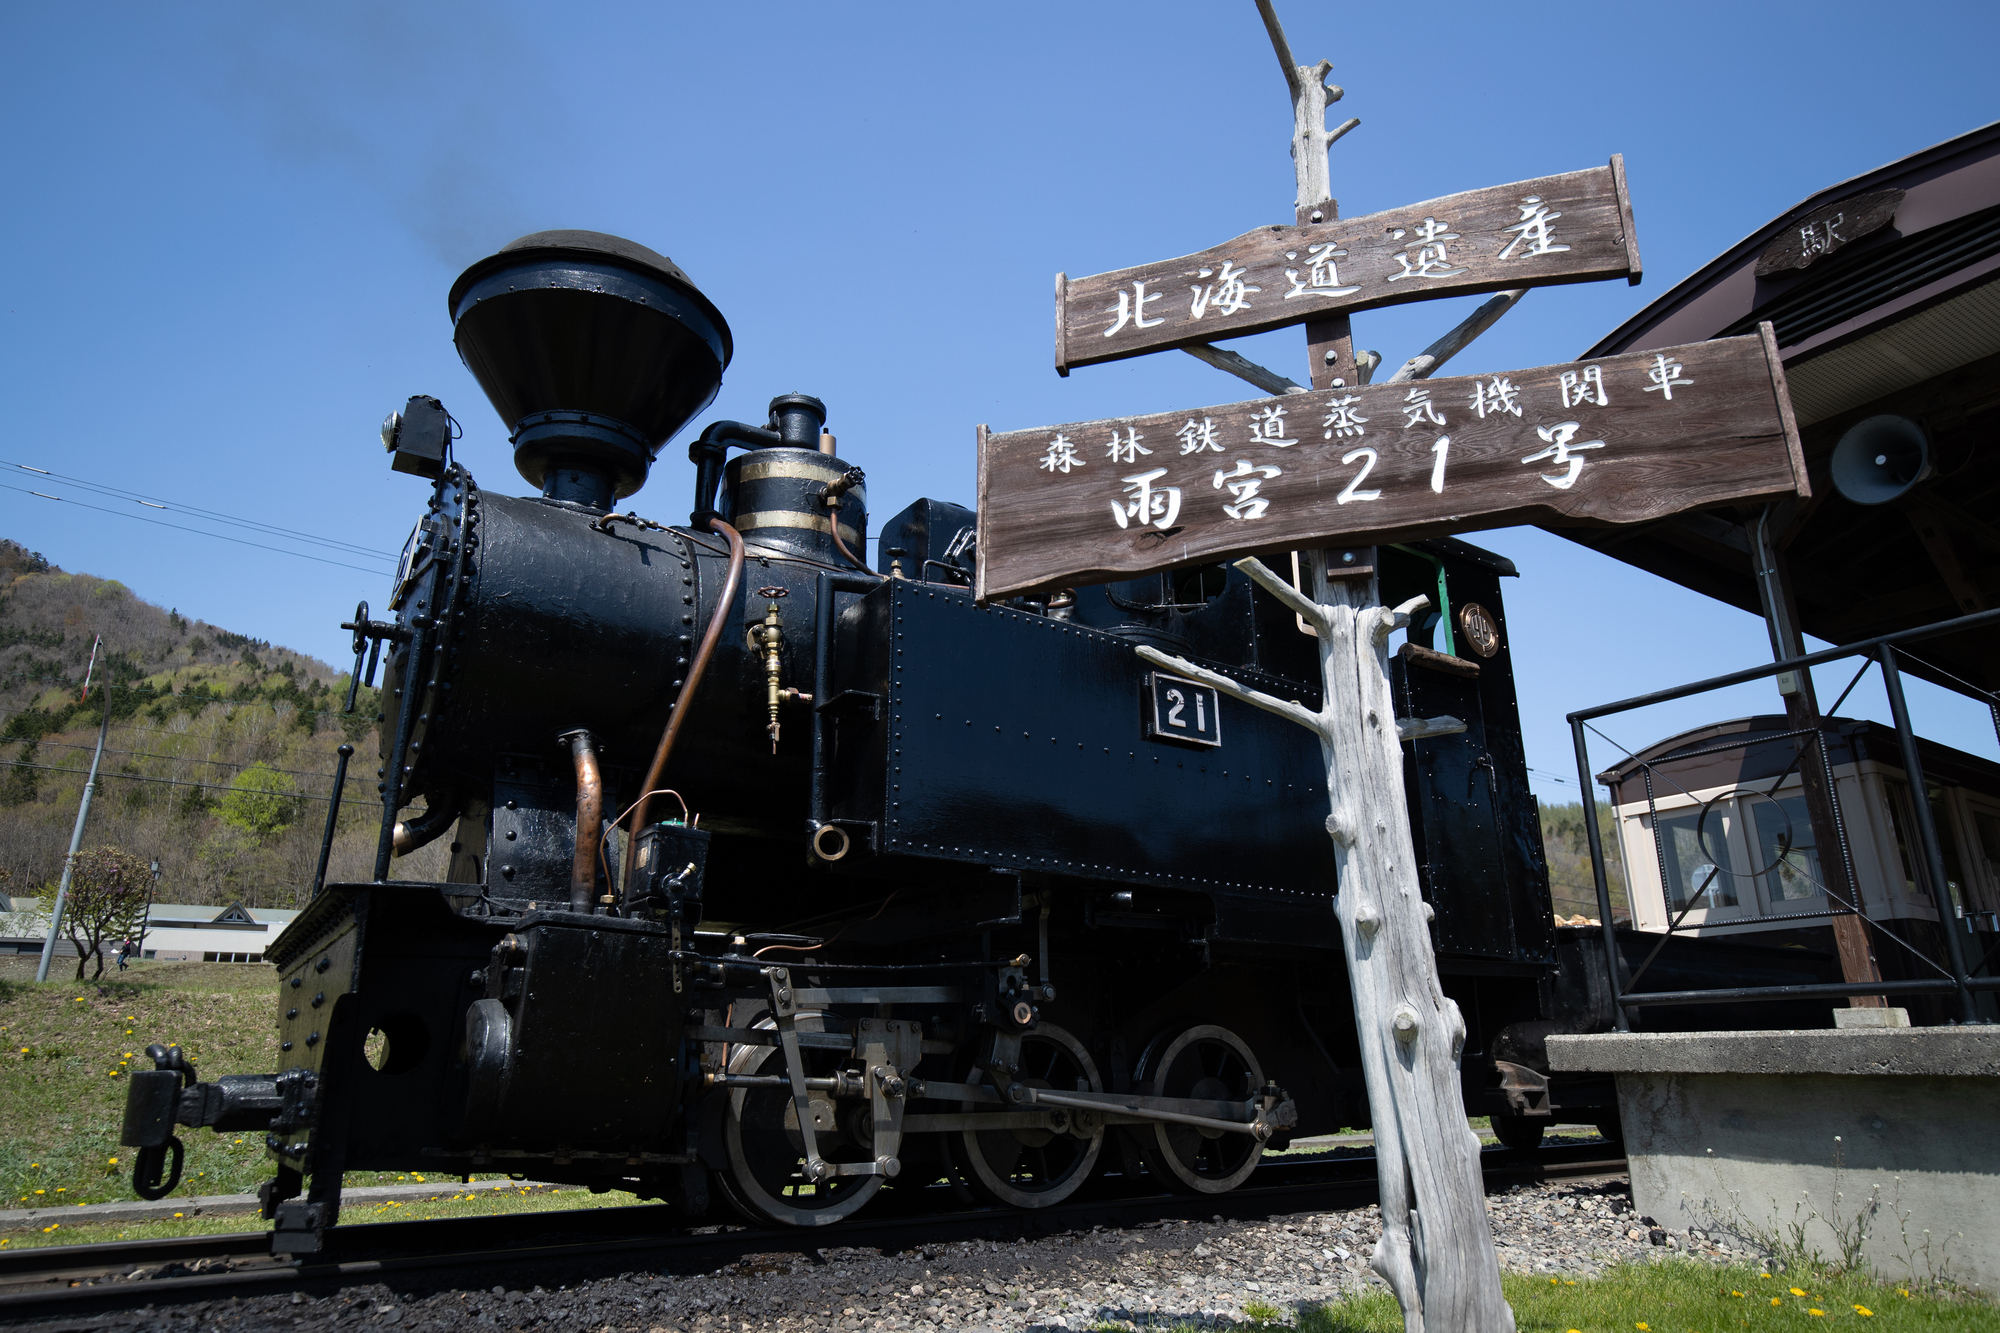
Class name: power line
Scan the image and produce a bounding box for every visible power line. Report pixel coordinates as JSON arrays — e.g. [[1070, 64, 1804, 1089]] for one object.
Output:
[[2, 482, 395, 576], [0, 760, 352, 803], [0, 675, 372, 721], [19, 735, 368, 785], [4, 461, 397, 561]]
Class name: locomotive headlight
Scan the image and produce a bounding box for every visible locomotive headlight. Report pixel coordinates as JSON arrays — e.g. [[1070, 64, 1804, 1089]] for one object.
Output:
[[381, 410, 402, 452]]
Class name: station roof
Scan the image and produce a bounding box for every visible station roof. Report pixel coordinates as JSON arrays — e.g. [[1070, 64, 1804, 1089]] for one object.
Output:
[[1555, 121, 2000, 703]]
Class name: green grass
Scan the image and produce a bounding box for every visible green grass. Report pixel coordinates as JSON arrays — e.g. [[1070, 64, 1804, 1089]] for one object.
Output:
[[0, 963, 615, 1213], [0, 1182, 640, 1250], [1284, 1262, 1991, 1333]]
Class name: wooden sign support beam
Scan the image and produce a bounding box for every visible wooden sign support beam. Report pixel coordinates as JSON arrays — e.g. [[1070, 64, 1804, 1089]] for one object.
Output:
[[1136, 552, 1515, 1332]]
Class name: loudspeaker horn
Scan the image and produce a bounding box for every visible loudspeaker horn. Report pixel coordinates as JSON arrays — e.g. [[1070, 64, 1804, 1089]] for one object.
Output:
[[1830, 414, 1931, 506]]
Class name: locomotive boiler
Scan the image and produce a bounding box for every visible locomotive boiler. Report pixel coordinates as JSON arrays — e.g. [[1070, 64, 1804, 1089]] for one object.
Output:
[[120, 229, 1743, 1253]]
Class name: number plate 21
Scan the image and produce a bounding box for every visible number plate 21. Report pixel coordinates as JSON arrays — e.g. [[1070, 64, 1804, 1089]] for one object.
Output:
[[1144, 672, 1222, 749]]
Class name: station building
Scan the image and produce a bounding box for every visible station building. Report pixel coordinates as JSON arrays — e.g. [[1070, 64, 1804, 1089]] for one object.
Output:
[[0, 897, 300, 965]]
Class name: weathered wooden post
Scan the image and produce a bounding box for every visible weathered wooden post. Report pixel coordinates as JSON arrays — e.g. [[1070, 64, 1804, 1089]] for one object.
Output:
[[974, 5, 1811, 1326], [1136, 555, 1512, 1331]]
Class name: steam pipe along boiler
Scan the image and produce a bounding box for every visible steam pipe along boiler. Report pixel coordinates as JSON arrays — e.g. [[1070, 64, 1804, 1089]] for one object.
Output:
[[120, 229, 1704, 1252]]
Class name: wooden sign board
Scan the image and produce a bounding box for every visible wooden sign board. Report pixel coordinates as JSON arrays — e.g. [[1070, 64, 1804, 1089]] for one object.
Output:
[[976, 326, 1806, 602], [1058, 158, 1641, 373], [1755, 188, 1904, 276]]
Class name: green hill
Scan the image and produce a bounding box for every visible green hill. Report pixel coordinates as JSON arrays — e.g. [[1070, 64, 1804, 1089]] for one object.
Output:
[[1538, 799, 1630, 923], [0, 540, 443, 910]]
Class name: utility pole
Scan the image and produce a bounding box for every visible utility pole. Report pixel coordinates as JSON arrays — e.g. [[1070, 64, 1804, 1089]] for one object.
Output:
[[140, 857, 162, 961], [37, 704, 110, 983]]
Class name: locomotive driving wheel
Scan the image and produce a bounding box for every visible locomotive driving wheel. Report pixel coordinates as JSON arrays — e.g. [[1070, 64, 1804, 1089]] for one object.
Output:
[[1130, 1023, 1265, 1195], [954, 1023, 1105, 1208], [715, 1014, 883, 1227]]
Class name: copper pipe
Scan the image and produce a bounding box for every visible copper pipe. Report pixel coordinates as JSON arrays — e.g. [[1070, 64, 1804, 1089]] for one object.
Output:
[[559, 729, 603, 914], [622, 517, 745, 905], [823, 469, 879, 578]]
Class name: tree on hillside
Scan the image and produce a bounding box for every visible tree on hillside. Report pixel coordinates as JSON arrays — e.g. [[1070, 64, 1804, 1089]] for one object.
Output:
[[218, 763, 299, 839], [1538, 800, 1629, 922], [60, 846, 151, 980]]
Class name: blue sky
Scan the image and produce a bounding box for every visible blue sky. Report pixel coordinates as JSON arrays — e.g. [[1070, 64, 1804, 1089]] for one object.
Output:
[[3, 1, 1996, 800]]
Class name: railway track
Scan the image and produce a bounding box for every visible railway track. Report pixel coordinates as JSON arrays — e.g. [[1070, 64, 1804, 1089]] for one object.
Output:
[[0, 1145, 1627, 1323]]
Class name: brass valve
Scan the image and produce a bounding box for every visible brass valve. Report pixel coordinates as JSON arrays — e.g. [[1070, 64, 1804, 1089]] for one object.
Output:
[[755, 587, 787, 751]]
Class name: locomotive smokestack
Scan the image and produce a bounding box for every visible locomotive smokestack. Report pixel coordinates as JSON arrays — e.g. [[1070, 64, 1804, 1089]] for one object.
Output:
[[447, 231, 734, 510]]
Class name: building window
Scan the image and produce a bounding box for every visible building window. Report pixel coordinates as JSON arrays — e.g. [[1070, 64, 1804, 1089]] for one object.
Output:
[[203, 952, 217, 962], [1750, 794, 1824, 905], [1969, 808, 2000, 914], [1654, 808, 1741, 912], [1883, 779, 1935, 901]]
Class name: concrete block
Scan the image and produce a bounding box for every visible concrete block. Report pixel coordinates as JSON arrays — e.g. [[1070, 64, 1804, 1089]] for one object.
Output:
[[1835, 1008, 1911, 1029], [1547, 1026, 2000, 1077], [1549, 1030, 1999, 1292]]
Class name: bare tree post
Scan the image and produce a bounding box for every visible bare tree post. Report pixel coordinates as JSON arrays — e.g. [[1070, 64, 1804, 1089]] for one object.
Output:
[[1135, 7, 1519, 1327], [1137, 552, 1514, 1331]]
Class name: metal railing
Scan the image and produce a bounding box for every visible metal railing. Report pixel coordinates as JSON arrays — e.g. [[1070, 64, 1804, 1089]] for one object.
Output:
[[1569, 604, 2000, 1028]]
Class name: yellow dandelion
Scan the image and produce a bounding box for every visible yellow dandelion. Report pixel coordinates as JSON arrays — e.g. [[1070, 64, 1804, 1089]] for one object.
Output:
[[1897, 1289, 1911, 1298], [173, 1212, 183, 1219], [18, 1048, 27, 1054], [1730, 1291, 1744, 1298], [1771, 1298, 1783, 1307], [1809, 1310, 1825, 1317], [1853, 1307, 1873, 1317], [107, 1157, 118, 1166], [1550, 1278, 1559, 1285], [41, 1224, 57, 1233], [1636, 1324, 1650, 1331], [1791, 1288, 1808, 1297], [33, 1189, 45, 1195]]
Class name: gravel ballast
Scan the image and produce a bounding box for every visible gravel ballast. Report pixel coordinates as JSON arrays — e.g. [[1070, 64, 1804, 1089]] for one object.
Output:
[[17, 1171, 1769, 1332]]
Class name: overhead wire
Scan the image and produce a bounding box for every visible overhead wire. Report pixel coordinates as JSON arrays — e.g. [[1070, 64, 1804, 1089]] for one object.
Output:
[[0, 675, 371, 721], [3, 461, 396, 561], [0, 759, 351, 803], [1, 483, 394, 577], [17, 735, 366, 785]]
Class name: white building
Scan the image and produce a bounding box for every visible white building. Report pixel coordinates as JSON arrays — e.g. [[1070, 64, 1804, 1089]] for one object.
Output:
[[0, 897, 301, 964], [1600, 714, 2000, 1022]]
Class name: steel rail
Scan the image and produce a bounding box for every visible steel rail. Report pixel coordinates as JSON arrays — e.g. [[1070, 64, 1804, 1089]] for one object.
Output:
[[0, 1146, 1624, 1319]]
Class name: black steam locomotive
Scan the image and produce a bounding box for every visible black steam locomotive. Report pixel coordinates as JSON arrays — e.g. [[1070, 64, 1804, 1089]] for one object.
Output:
[[118, 231, 1693, 1252]]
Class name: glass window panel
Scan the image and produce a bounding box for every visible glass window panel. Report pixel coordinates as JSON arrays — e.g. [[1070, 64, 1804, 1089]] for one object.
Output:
[[1972, 810, 2000, 913], [1882, 779, 1930, 900], [1654, 806, 1741, 912], [1925, 782, 1968, 911], [1751, 793, 1823, 904]]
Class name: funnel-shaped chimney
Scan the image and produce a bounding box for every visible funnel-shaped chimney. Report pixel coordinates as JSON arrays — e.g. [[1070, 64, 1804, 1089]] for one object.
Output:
[[449, 231, 733, 507]]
